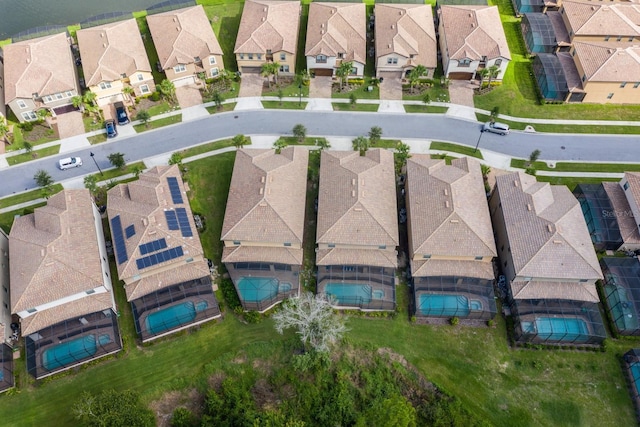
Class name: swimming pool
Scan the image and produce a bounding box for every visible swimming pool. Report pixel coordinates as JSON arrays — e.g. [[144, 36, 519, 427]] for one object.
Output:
[[372, 290, 384, 300], [237, 277, 279, 302], [418, 294, 470, 317], [42, 334, 112, 371], [325, 283, 372, 305], [631, 363, 640, 396], [605, 284, 639, 332], [527, 317, 590, 342], [145, 300, 208, 335]]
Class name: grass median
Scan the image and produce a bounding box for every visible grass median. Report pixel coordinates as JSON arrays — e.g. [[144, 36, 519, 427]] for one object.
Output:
[[477, 114, 640, 135], [7, 145, 61, 166], [134, 115, 182, 133]]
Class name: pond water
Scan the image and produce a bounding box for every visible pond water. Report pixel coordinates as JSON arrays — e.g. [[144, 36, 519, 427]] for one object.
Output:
[[0, 0, 163, 39]]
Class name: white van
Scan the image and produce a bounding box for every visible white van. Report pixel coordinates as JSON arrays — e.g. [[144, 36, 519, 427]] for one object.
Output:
[[482, 122, 510, 135], [58, 157, 82, 170]]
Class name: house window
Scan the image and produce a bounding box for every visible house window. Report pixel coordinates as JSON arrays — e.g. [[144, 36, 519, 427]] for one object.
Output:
[[338, 53, 344, 59], [99, 81, 112, 90], [634, 82, 640, 88], [240, 53, 245, 60], [458, 59, 471, 67], [604, 36, 610, 41], [279, 65, 289, 73], [475, 256, 483, 260], [624, 181, 630, 190], [138, 74, 144, 81], [581, 74, 586, 82], [617, 36, 623, 42], [86, 289, 96, 295], [316, 55, 327, 63], [27, 308, 37, 314], [55, 92, 64, 100], [43, 95, 54, 103], [328, 243, 335, 248], [233, 241, 241, 245], [194, 56, 201, 63], [140, 84, 150, 94], [621, 82, 627, 88], [495, 59, 502, 66], [607, 93, 614, 99], [387, 57, 398, 64], [210, 67, 219, 77], [284, 242, 292, 247], [423, 254, 431, 259], [174, 64, 187, 73], [209, 56, 216, 65], [257, 54, 262, 60], [248, 53, 254, 60], [579, 279, 588, 283], [378, 245, 387, 249], [17, 100, 27, 109], [65, 91, 73, 97], [21, 111, 37, 121], [350, 67, 357, 75], [280, 53, 286, 61]]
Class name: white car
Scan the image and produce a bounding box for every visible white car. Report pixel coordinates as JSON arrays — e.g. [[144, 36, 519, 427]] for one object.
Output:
[[482, 122, 510, 135], [58, 157, 82, 170]]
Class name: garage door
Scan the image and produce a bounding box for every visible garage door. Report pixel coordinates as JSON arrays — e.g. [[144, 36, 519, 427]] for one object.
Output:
[[313, 68, 333, 77], [448, 72, 474, 80], [241, 67, 262, 74], [173, 75, 196, 87]]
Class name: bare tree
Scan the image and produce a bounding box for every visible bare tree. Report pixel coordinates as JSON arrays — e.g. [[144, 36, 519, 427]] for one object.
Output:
[[273, 292, 347, 353]]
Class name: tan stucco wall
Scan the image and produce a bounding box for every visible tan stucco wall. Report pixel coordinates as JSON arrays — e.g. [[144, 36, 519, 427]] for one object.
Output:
[[582, 81, 640, 104], [8, 98, 37, 122], [236, 50, 295, 75]]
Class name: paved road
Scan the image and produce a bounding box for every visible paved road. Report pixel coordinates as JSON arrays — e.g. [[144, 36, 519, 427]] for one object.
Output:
[[2, 110, 639, 197]]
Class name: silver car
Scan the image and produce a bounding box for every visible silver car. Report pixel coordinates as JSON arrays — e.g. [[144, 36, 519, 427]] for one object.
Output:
[[482, 122, 510, 135]]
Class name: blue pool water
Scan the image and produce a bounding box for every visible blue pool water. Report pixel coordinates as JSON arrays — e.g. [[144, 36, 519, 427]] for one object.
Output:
[[42, 334, 106, 371], [470, 300, 483, 310], [279, 282, 292, 293], [145, 301, 208, 335], [325, 283, 372, 304], [533, 317, 590, 342], [418, 294, 470, 317], [372, 290, 385, 300], [631, 363, 640, 396], [237, 277, 279, 302]]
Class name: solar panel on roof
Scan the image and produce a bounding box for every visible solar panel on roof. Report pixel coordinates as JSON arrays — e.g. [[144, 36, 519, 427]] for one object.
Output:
[[167, 177, 184, 204], [125, 225, 136, 239], [110, 215, 128, 265], [135, 246, 184, 270], [176, 208, 193, 237], [164, 210, 179, 230], [139, 238, 168, 255]]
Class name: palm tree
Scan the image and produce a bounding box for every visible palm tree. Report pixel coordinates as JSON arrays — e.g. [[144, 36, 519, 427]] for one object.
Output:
[[292, 124, 307, 143], [352, 136, 369, 156], [122, 85, 136, 103], [395, 142, 411, 175], [159, 79, 177, 105], [368, 126, 382, 146], [271, 62, 281, 86], [478, 68, 490, 89], [261, 63, 276, 89], [528, 149, 541, 166], [273, 139, 288, 154], [71, 96, 84, 109], [336, 61, 354, 90], [136, 110, 151, 128], [316, 139, 331, 150], [232, 134, 248, 150], [486, 65, 500, 87], [406, 65, 427, 94], [480, 164, 491, 181]]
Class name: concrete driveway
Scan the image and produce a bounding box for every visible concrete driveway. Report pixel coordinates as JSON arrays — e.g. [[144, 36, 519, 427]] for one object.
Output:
[[238, 73, 264, 97], [448, 80, 476, 108], [176, 85, 203, 108], [309, 76, 332, 98], [55, 111, 86, 139], [379, 72, 402, 100]]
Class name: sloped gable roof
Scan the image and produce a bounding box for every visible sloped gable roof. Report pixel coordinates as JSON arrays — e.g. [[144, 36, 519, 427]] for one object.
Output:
[[406, 155, 496, 259], [511, 280, 599, 302], [573, 41, 640, 82], [221, 147, 309, 245], [147, 5, 223, 69], [9, 190, 106, 314], [495, 172, 602, 281], [3, 32, 77, 103], [375, 4, 436, 69], [305, 2, 366, 64], [317, 149, 398, 247], [77, 18, 151, 86], [562, 1, 640, 37], [234, 0, 300, 54], [107, 165, 206, 300], [439, 5, 511, 61]]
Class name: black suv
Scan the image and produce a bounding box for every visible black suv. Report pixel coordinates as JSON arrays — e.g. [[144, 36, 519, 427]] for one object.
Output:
[[115, 102, 129, 125]]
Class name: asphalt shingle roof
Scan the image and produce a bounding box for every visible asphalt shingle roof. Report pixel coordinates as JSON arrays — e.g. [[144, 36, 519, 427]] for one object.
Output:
[[234, 0, 300, 54]]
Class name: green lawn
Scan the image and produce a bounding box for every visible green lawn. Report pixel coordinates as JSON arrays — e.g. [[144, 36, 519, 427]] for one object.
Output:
[[274, 136, 328, 147], [136, 14, 165, 84], [263, 81, 310, 98], [146, 102, 174, 117], [87, 134, 107, 145], [536, 176, 620, 191], [93, 161, 147, 182], [477, 113, 640, 135], [0, 184, 63, 210], [201, 0, 244, 72], [7, 145, 61, 166], [430, 141, 484, 159], [83, 116, 104, 133], [332, 81, 380, 100], [179, 138, 250, 158], [133, 115, 182, 133], [404, 105, 449, 114], [332, 103, 378, 112], [511, 158, 640, 173], [205, 102, 237, 114], [262, 101, 308, 110]]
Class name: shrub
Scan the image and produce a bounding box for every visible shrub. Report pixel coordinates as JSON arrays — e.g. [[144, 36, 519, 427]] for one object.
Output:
[[450, 317, 459, 326], [243, 311, 261, 324], [487, 319, 495, 328], [20, 121, 34, 131], [171, 407, 198, 427], [220, 279, 242, 310], [150, 91, 161, 102]]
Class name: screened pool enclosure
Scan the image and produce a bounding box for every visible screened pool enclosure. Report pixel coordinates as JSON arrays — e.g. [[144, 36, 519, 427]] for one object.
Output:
[[532, 54, 569, 101], [574, 184, 624, 251], [602, 257, 640, 336], [317, 265, 396, 310], [413, 276, 496, 320]]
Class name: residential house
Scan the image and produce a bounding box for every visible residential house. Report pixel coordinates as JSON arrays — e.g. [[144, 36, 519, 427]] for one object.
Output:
[[147, 5, 224, 85], [3, 32, 79, 122], [560, 1, 640, 44], [107, 165, 221, 342], [489, 171, 606, 344], [406, 156, 497, 322], [234, 0, 300, 75], [9, 190, 122, 379], [569, 41, 640, 103], [77, 19, 155, 107], [221, 148, 308, 312], [305, 2, 366, 77], [0, 58, 6, 122], [316, 149, 399, 311], [0, 230, 14, 392], [437, 5, 511, 80], [374, 3, 437, 79]]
